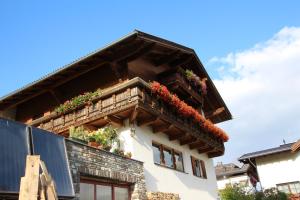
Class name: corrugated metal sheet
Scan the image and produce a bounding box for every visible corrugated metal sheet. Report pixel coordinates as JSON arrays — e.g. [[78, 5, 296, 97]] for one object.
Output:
[[0, 119, 30, 194]]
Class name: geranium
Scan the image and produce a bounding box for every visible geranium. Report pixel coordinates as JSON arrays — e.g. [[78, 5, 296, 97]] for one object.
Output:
[[150, 81, 229, 142]]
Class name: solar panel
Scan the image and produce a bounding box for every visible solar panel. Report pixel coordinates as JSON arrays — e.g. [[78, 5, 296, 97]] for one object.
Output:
[[0, 118, 74, 198], [0, 119, 30, 194], [31, 127, 74, 197]]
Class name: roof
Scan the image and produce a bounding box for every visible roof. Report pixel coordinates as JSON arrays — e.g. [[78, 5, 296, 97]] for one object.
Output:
[[239, 142, 296, 161], [215, 163, 250, 179], [0, 30, 232, 123]]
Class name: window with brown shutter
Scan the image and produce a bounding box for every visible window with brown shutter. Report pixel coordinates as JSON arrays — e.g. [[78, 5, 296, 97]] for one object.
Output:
[[191, 156, 207, 179], [152, 141, 184, 172], [200, 160, 207, 179]]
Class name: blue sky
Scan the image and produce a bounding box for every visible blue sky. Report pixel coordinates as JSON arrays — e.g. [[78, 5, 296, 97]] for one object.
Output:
[[1, 1, 300, 162]]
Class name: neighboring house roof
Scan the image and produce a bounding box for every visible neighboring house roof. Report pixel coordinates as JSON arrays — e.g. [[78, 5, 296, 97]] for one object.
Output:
[[215, 163, 250, 179], [291, 140, 300, 153], [239, 141, 299, 162]]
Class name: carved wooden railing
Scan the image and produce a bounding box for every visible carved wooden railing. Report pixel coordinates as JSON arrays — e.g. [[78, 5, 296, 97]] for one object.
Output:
[[29, 77, 224, 156]]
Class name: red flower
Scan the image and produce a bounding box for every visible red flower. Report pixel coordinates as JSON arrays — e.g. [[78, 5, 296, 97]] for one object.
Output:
[[150, 81, 229, 142]]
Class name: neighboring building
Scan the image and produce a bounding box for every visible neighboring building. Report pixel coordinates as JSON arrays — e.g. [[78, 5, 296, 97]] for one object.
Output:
[[215, 162, 258, 191], [239, 140, 300, 196], [0, 31, 232, 200]]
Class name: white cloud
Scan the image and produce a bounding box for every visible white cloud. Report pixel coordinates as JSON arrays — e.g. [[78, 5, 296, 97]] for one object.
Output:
[[209, 27, 300, 163]]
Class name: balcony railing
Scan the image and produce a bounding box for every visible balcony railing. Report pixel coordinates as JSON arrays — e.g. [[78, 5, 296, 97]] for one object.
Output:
[[29, 77, 225, 157]]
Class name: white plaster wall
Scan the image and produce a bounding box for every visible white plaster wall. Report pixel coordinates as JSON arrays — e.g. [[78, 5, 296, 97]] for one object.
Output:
[[256, 151, 300, 189], [119, 122, 219, 200], [217, 175, 250, 190]]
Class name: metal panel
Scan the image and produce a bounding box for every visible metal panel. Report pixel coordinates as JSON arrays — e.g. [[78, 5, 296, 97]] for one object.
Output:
[[0, 118, 30, 194], [31, 127, 74, 197]]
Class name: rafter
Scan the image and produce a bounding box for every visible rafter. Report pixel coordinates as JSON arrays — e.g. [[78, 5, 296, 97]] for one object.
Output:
[[180, 136, 196, 146], [153, 124, 173, 134], [189, 140, 206, 150], [137, 116, 158, 126], [154, 50, 181, 66], [198, 146, 214, 154], [104, 115, 124, 127], [169, 132, 186, 141], [205, 107, 225, 119]]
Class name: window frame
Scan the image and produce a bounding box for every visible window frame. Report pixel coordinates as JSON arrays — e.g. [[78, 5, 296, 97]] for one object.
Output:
[[277, 181, 300, 194], [80, 178, 131, 200], [191, 156, 207, 179], [151, 141, 185, 172]]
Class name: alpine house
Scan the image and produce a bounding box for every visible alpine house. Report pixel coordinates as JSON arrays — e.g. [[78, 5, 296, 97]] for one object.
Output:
[[0, 30, 232, 200]]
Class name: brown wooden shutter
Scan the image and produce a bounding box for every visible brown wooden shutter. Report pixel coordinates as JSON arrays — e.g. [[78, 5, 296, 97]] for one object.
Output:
[[191, 156, 196, 176], [200, 160, 207, 179]]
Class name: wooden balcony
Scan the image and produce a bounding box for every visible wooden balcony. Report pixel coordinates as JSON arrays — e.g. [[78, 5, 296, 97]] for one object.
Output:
[[159, 72, 204, 107], [29, 77, 225, 158]]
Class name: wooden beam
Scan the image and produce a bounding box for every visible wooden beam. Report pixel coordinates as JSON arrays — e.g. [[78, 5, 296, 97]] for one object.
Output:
[[104, 115, 124, 127], [180, 137, 195, 145], [129, 106, 139, 124], [154, 50, 181, 66], [137, 116, 158, 126], [205, 107, 225, 119], [198, 146, 214, 154], [19, 155, 40, 200], [170, 54, 194, 68], [189, 140, 206, 150], [153, 124, 173, 134], [169, 132, 186, 141], [48, 89, 63, 104], [117, 42, 156, 63], [208, 151, 224, 158]]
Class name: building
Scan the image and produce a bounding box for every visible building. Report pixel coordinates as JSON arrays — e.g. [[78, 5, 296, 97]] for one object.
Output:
[[239, 140, 300, 196], [0, 31, 232, 200], [215, 162, 258, 191]]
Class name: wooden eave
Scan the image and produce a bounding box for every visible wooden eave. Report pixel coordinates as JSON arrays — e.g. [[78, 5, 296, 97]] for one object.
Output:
[[0, 30, 232, 123]]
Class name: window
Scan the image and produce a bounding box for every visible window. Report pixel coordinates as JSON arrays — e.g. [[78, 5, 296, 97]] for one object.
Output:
[[277, 182, 300, 194], [80, 179, 131, 200], [151, 142, 184, 172], [191, 156, 207, 179]]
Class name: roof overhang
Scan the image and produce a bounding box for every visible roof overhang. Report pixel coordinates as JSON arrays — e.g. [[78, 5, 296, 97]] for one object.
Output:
[[0, 30, 232, 123]]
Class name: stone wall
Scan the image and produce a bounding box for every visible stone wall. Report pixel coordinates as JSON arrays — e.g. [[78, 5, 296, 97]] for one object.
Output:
[[147, 192, 180, 200], [66, 139, 147, 200]]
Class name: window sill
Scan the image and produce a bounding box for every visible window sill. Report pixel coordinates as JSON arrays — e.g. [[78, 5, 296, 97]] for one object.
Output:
[[154, 163, 188, 174], [192, 175, 207, 180]]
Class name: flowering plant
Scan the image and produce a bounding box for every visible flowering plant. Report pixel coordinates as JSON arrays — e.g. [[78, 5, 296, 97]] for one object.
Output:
[[54, 89, 102, 114], [178, 68, 207, 95], [150, 81, 229, 142]]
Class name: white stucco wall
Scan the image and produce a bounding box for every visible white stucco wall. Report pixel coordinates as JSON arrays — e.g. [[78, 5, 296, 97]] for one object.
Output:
[[118, 121, 219, 200], [217, 175, 250, 190], [256, 151, 300, 189]]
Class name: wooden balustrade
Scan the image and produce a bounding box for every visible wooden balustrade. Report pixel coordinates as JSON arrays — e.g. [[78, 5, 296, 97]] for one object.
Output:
[[28, 77, 225, 157]]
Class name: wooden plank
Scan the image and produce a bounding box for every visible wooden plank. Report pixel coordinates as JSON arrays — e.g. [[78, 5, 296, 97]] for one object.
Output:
[[137, 116, 158, 126], [129, 106, 139, 124], [19, 155, 40, 200], [40, 161, 58, 200], [169, 132, 186, 141], [189, 140, 206, 150], [104, 115, 124, 127], [198, 146, 214, 154], [180, 137, 195, 145], [153, 124, 173, 134]]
